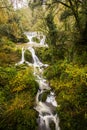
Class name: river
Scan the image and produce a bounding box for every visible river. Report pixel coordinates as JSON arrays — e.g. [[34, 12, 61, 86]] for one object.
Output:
[[16, 32, 60, 130]]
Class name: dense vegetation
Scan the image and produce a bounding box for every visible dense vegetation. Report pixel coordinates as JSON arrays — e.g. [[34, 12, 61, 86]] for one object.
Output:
[[32, 0, 87, 130], [0, 65, 39, 130], [0, 1, 38, 129], [0, 0, 87, 130]]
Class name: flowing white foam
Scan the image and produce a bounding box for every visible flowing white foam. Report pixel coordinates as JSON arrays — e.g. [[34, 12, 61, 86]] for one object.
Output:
[[46, 92, 58, 107]]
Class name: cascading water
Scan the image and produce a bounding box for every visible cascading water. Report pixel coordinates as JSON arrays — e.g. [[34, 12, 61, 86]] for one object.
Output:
[[10, 0, 28, 10], [28, 47, 43, 67], [40, 35, 46, 45], [24, 32, 48, 47], [16, 32, 60, 130]]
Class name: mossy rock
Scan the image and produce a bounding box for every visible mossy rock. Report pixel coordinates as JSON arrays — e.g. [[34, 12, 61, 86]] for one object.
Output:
[[49, 121, 55, 130], [21, 34, 29, 43], [24, 49, 33, 63], [40, 90, 50, 102], [32, 37, 40, 43], [40, 36, 43, 39]]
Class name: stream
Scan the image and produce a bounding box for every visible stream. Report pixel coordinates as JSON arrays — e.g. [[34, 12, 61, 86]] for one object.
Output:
[[16, 32, 60, 130]]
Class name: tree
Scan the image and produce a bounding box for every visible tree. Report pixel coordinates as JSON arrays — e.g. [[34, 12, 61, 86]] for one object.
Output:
[[51, 0, 87, 44], [45, 11, 58, 47]]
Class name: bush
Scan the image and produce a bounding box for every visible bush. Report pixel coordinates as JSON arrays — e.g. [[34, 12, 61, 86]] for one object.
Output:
[[0, 66, 39, 130], [44, 61, 87, 130], [35, 47, 53, 64]]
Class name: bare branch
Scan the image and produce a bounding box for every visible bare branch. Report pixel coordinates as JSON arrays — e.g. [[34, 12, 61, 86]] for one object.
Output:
[[56, 0, 71, 8]]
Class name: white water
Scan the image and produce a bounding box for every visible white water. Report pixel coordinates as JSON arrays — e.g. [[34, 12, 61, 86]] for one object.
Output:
[[28, 47, 43, 67], [10, 0, 28, 10], [16, 32, 60, 130], [40, 35, 46, 45], [46, 92, 58, 107], [10, 0, 46, 10], [24, 32, 48, 47]]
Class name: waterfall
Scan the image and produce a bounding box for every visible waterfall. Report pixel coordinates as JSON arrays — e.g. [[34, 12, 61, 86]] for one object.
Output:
[[24, 32, 48, 47], [16, 32, 60, 130], [10, 0, 28, 10], [28, 47, 43, 67], [40, 35, 46, 45]]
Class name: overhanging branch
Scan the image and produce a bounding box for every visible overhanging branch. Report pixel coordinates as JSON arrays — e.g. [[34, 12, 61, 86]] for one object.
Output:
[[56, 0, 71, 8]]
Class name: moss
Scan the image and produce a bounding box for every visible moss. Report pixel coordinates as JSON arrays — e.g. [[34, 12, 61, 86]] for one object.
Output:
[[20, 34, 29, 43], [35, 47, 53, 64], [24, 49, 33, 63], [32, 37, 40, 43], [49, 121, 55, 130], [40, 90, 50, 102], [0, 41, 22, 67]]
